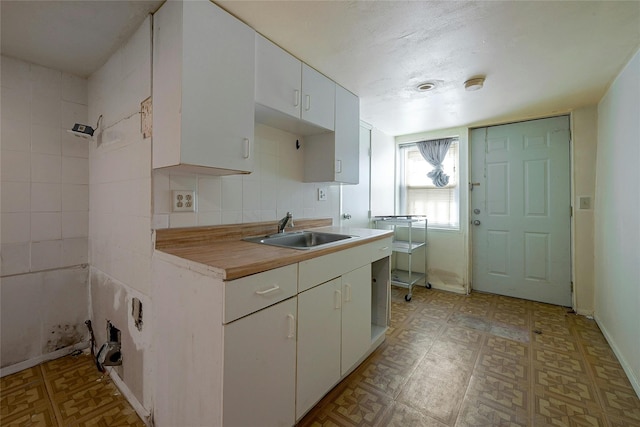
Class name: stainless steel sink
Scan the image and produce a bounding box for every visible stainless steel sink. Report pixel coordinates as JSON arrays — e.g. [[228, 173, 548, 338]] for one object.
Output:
[[243, 231, 354, 250]]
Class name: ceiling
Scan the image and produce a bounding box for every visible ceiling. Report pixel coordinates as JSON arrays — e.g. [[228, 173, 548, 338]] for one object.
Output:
[[2, 1, 639, 136]]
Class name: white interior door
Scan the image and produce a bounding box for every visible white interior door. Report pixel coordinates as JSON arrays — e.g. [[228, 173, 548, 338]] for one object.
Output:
[[340, 125, 371, 228], [471, 116, 571, 306]]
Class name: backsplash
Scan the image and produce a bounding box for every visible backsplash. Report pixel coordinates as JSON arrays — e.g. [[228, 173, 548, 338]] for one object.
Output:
[[153, 123, 340, 229]]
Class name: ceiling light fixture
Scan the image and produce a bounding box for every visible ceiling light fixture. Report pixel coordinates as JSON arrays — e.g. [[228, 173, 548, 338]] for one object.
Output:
[[416, 82, 436, 91], [464, 77, 485, 91]]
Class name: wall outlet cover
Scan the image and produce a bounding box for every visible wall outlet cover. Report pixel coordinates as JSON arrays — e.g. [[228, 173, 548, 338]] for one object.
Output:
[[318, 187, 328, 201], [172, 190, 196, 212]]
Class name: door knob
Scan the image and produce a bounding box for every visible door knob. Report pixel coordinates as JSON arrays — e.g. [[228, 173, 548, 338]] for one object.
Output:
[[342, 213, 352, 219], [473, 220, 481, 226], [473, 208, 481, 214]]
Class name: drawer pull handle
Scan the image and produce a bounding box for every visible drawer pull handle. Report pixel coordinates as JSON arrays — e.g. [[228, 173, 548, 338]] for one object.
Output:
[[380, 246, 389, 251], [294, 89, 300, 107], [255, 285, 280, 295], [286, 314, 295, 338], [243, 138, 250, 159], [345, 284, 352, 302], [334, 290, 342, 309]]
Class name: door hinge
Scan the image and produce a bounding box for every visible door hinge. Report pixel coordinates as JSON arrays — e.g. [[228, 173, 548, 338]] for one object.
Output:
[[570, 281, 573, 293], [570, 206, 573, 217]]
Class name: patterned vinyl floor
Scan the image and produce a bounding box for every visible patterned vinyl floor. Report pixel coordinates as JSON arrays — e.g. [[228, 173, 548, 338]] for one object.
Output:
[[299, 286, 640, 427], [0, 353, 144, 426], [2, 286, 639, 426]]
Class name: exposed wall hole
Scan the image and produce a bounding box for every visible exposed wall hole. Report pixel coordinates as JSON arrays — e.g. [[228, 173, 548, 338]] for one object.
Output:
[[132, 298, 143, 331], [97, 321, 122, 368]]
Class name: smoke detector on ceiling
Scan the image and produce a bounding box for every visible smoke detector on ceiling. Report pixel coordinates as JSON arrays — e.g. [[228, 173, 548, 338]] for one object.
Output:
[[464, 77, 485, 91]]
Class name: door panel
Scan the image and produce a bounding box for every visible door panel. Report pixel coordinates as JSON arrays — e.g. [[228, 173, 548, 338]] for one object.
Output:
[[340, 125, 371, 227], [341, 264, 371, 376], [296, 278, 341, 419], [471, 116, 571, 306]]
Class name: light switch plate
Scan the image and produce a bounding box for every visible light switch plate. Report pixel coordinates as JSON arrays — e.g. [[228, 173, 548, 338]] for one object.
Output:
[[172, 190, 196, 212], [579, 196, 591, 210]]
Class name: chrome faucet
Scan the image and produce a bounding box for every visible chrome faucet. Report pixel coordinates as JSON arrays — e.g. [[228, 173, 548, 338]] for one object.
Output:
[[277, 212, 294, 233]]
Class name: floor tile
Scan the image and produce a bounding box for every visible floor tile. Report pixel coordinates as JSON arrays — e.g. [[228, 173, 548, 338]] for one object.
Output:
[[0, 354, 144, 427], [4, 286, 639, 426]]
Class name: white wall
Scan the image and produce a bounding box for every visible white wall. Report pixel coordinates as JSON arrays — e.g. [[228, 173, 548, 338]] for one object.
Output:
[[594, 49, 640, 396], [1, 56, 89, 369], [370, 127, 395, 217], [153, 124, 340, 229], [394, 127, 469, 294], [87, 16, 153, 413], [571, 106, 598, 314]]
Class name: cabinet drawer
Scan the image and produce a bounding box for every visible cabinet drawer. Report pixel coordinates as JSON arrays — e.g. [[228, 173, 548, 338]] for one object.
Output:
[[371, 237, 393, 261], [299, 243, 370, 293], [224, 264, 298, 323]]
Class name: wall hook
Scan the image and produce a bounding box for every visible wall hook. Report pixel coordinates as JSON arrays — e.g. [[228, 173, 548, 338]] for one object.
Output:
[[296, 140, 301, 150]]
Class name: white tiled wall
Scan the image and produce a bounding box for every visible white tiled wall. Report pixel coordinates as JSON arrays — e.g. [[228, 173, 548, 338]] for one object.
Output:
[[1, 55, 89, 276], [88, 17, 152, 296], [0, 266, 89, 368], [153, 124, 341, 228], [87, 16, 152, 410], [0, 56, 90, 369]]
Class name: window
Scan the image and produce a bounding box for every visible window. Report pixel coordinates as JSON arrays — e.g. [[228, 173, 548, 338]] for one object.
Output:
[[397, 140, 459, 229]]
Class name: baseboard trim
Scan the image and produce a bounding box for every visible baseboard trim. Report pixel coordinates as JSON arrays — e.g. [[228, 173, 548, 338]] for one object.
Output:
[[106, 366, 152, 426], [0, 341, 89, 377], [594, 314, 640, 399]]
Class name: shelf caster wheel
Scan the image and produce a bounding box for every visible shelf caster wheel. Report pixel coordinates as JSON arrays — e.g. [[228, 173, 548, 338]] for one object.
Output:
[[405, 294, 412, 302], [426, 282, 432, 289]]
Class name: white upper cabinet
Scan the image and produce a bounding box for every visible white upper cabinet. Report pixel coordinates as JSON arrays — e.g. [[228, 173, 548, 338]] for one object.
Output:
[[255, 34, 302, 120], [303, 85, 360, 184], [255, 34, 335, 135], [301, 64, 335, 131], [153, 1, 255, 175]]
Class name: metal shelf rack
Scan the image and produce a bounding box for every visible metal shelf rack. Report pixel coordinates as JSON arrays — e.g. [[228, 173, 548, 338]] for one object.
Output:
[[373, 216, 430, 301]]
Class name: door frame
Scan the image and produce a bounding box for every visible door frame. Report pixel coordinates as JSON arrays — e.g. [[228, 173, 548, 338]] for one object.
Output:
[[467, 114, 574, 308]]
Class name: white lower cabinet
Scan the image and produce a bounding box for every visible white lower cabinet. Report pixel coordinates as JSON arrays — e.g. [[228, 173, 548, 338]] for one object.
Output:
[[223, 297, 297, 427], [296, 264, 373, 419], [296, 277, 342, 419], [341, 264, 372, 376], [154, 236, 391, 427]]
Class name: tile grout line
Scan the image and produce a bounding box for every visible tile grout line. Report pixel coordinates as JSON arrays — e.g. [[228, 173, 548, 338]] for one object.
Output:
[[39, 363, 65, 427]]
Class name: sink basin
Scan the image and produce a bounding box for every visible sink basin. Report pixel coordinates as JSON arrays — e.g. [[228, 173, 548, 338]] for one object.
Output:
[[244, 231, 354, 250]]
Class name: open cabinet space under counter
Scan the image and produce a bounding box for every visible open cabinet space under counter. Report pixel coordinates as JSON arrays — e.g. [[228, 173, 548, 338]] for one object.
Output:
[[373, 216, 430, 302]]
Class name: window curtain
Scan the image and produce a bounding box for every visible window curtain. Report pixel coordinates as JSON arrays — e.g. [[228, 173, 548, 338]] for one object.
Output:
[[416, 138, 454, 187]]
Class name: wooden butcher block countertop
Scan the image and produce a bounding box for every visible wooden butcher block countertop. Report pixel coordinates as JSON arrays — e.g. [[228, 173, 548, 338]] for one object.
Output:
[[154, 218, 393, 281]]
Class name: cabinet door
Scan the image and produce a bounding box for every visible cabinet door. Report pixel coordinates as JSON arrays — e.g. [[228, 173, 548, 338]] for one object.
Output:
[[296, 278, 341, 419], [180, 1, 255, 173], [341, 264, 372, 375], [255, 34, 302, 119], [301, 64, 335, 131], [223, 298, 297, 427], [334, 85, 360, 184]]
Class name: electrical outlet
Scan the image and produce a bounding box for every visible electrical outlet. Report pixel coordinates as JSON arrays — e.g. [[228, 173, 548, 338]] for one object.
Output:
[[141, 97, 152, 138], [318, 187, 328, 201], [172, 190, 196, 212]]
